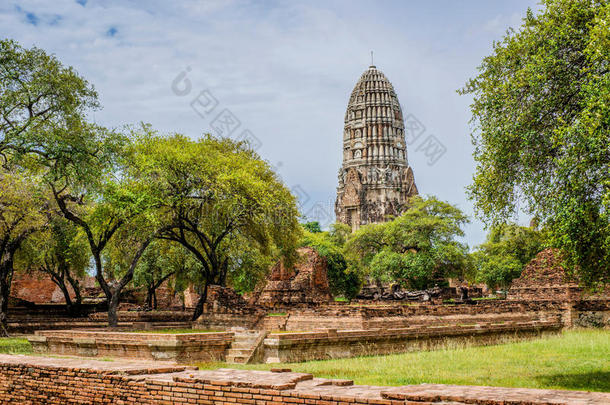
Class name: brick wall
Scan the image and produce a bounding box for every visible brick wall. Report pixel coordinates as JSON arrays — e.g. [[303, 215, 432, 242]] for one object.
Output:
[[29, 330, 234, 363], [281, 300, 568, 331], [0, 355, 608, 404], [263, 315, 562, 363]]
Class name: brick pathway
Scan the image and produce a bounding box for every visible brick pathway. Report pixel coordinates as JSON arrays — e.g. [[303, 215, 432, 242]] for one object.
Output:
[[1, 354, 608, 404]]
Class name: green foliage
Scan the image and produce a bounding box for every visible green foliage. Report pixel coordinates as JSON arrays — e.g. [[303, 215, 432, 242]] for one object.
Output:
[[133, 132, 302, 295], [17, 213, 90, 309], [132, 240, 195, 299], [226, 241, 273, 294], [328, 222, 351, 246], [345, 196, 470, 290], [0, 167, 48, 247], [459, 0, 610, 285], [302, 221, 322, 233], [472, 224, 545, 290], [18, 214, 89, 279], [299, 229, 361, 300], [0, 38, 99, 159]]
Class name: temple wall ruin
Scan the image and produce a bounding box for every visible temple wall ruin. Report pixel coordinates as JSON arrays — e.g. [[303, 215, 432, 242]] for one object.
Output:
[[29, 330, 233, 363], [263, 316, 561, 363], [1, 355, 608, 405]]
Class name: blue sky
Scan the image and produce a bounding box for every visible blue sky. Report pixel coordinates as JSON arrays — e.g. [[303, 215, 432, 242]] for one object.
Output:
[[1, 0, 541, 248]]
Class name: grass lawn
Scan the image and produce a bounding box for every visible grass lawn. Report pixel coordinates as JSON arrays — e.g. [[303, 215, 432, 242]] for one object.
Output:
[[197, 329, 610, 392], [0, 338, 32, 354], [1, 329, 608, 392]]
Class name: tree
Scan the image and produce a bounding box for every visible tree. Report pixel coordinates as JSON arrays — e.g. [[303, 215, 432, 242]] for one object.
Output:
[[472, 224, 545, 291], [0, 39, 153, 326], [17, 213, 90, 315], [225, 238, 274, 295], [302, 221, 322, 233], [132, 240, 195, 310], [300, 227, 361, 300], [459, 0, 610, 286], [0, 167, 47, 335], [345, 196, 470, 290], [134, 134, 301, 320], [45, 124, 157, 327], [328, 222, 351, 247], [0, 39, 98, 161]]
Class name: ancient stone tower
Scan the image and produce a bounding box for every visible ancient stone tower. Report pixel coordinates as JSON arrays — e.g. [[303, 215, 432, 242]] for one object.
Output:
[[335, 65, 418, 231]]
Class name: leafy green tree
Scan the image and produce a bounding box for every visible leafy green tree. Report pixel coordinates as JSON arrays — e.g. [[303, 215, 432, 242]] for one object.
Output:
[[131, 240, 194, 310], [47, 127, 159, 326], [302, 221, 322, 233], [134, 133, 301, 320], [0, 167, 48, 335], [328, 222, 351, 247], [225, 238, 274, 295], [0, 39, 98, 161], [0, 39, 152, 326], [472, 224, 545, 291], [459, 0, 610, 286], [17, 213, 90, 315], [300, 228, 361, 300], [345, 196, 470, 290]]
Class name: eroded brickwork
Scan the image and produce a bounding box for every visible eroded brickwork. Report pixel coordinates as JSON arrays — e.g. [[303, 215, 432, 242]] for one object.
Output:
[[29, 330, 234, 363], [263, 315, 561, 363], [0, 355, 608, 404], [253, 247, 332, 307]]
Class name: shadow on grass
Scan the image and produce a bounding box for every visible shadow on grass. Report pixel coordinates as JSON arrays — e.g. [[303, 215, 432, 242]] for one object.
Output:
[[535, 371, 610, 392]]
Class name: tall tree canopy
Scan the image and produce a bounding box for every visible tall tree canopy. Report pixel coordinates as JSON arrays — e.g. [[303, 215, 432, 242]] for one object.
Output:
[[134, 133, 301, 319], [345, 196, 470, 290], [0, 167, 48, 334], [1, 38, 159, 326], [460, 0, 610, 285], [17, 213, 90, 315], [0, 39, 98, 159], [472, 224, 545, 291], [299, 223, 362, 300]]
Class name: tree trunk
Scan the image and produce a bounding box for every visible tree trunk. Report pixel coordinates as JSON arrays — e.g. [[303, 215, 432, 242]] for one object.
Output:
[[48, 269, 77, 317], [107, 292, 120, 328], [152, 289, 157, 310], [0, 255, 14, 337], [65, 271, 82, 306], [192, 282, 209, 321], [57, 282, 75, 315], [145, 286, 153, 310]]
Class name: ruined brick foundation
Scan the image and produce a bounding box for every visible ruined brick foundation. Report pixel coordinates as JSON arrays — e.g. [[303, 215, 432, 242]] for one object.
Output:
[[0, 355, 608, 404]]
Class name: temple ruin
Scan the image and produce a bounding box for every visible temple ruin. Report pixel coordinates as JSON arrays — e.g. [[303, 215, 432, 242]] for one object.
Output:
[[335, 65, 418, 231], [252, 247, 332, 306]]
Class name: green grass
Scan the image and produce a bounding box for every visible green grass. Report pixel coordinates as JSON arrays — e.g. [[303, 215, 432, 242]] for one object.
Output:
[[0, 338, 32, 354], [2, 329, 608, 392], [196, 329, 610, 392], [266, 312, 287, 317]]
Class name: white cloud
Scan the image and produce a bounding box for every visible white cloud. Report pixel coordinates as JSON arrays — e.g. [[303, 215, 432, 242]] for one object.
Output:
[[1, 0, 540, 247]]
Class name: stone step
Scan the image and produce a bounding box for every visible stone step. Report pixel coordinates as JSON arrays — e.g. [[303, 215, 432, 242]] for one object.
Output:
[[232, 339, 258, 345], [227, 348, 253, 356], [226, 355, 248, 364], [226, 330, 266, 364], [231, 342, 256, 349], [234, 333, 259, 339]]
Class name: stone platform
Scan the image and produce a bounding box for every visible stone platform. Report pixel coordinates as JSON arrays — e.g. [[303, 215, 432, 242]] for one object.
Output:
[[0, 354, 608, 404], [28, 330, 234, 363], [262, 317, 561, 363]]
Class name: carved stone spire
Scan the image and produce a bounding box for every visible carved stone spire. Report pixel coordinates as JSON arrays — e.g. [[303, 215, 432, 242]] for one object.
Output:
[[335, 65, 418, 231]]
